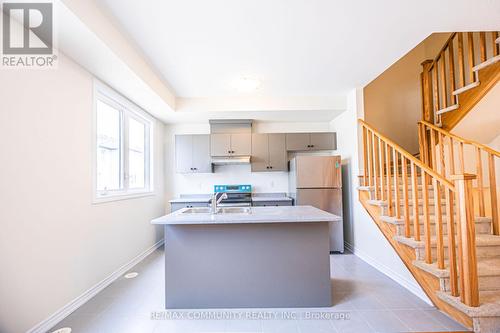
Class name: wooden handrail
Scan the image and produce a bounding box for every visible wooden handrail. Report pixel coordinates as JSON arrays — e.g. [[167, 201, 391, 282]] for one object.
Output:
[[359, 119, 455, 189], [359, 118, 480, 307], [419, 121, 500, 158]]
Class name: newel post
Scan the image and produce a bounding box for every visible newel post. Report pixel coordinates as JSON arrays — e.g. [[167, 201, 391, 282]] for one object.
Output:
[[421, 60, 434, 123], [452, 174, 479, 307]]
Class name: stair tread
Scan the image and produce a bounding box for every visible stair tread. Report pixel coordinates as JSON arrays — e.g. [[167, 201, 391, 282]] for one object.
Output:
[[438, 290, 500, 317], [380, 215, 491, 225], [452, 81, 480, 95], [472, 54, 500, 72], [395, 233, 500, 249], [436, 104, 459, 115]]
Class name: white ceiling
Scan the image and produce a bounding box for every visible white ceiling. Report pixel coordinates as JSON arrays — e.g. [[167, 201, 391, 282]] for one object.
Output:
[[95, 0, 500, 123]]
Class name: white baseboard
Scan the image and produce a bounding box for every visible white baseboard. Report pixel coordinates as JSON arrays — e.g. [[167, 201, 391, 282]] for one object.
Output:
[[344, 242, 433, 306], [27, 239, 165, 333]]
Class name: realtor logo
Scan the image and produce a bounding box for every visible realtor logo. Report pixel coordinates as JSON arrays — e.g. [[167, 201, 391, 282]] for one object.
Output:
[[1, 1, 57, 68]]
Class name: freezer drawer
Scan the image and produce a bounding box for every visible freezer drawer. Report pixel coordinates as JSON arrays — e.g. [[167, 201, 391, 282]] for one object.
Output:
[[296, 188, 343, 252]]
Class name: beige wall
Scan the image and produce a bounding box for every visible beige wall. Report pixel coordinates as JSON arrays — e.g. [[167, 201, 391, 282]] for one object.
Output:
[[0, 53, 165, 333], [363, 33, 451, 154]]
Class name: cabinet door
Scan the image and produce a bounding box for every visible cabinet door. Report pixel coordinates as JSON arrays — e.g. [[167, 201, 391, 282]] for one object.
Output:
[[310, 133, 336, 150], [192, 134, 212, 173], [268, 133, 287, 171], [175, 135, 193, 173], [251, 134, 269, 172], [286, 133, 310, 151], [230, 133, 252, 156], [210, 133, 231, 156]]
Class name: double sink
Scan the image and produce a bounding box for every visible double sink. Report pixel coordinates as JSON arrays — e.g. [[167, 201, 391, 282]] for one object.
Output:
[[182, 207, 251, 215]]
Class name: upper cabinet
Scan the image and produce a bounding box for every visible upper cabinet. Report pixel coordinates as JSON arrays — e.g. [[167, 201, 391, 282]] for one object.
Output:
[[286, 132, 336, 151], [251, 133, 287, 172], [210, 133, 251, 157], [175, 134, 212, 173]]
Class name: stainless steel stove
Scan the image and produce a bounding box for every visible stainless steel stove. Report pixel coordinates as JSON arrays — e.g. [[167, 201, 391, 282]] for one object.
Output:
[[213, 184, 252, 207]]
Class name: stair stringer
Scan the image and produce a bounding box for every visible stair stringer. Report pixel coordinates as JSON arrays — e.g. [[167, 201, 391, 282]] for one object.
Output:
[[358, 189, 474, 329]]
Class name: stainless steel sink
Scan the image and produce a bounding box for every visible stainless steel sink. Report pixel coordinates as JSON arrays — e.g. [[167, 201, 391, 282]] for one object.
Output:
[[218, 207, 251, 214], [181, 207, 211, 214]]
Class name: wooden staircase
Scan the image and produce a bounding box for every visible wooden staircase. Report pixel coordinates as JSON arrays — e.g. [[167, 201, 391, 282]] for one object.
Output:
[[421, 31, 500, 131], [358, 118, 500, 332]]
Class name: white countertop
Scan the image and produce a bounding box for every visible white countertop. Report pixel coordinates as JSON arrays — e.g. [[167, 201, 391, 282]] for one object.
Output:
[[151, 205, 341, 225]]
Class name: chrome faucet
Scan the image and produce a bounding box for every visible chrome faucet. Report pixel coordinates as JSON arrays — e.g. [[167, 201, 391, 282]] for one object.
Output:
[[211, 192, 228, 214]]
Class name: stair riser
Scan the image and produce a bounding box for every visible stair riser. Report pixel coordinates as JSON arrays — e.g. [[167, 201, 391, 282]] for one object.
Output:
[[416, 245, 500, 261], [442, 275, 500, 292], [395, 222, 491, 237], [382, 204, 452, 216], [369, 190, 439, 201]]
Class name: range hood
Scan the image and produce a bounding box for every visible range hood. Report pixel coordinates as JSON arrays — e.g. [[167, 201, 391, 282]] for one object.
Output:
[[209, 119, 253, 166], [211, 156, 251, 165]]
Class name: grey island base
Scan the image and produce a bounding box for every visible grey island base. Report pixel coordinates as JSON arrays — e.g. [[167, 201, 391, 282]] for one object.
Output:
[[151, 206, 341, 309]]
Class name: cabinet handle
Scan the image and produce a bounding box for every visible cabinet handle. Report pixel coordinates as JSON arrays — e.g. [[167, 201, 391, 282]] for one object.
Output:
[[270, 166, 273, 169], [311, 145, 314, 148]]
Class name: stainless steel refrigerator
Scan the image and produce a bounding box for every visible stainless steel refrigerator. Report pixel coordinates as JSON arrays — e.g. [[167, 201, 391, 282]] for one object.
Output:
[[288, 155, 343, 252]]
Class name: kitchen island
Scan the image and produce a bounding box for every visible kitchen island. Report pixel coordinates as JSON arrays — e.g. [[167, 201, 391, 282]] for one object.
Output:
[[151, 205, 340, 309]]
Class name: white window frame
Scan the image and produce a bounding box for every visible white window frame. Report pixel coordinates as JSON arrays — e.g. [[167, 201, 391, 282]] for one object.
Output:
[[92, 80, 154, 203]]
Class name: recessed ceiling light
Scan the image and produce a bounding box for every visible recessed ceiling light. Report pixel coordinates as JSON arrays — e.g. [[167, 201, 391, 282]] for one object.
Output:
[[236, 77, 261, 93]]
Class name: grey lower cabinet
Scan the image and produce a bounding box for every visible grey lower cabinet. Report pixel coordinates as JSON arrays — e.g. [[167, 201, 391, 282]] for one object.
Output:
[[211, 133, 251, 157], [286, 133, 336, 151], [252, 201, 292, 207], [175, 134, 212, 173], [171, 202, 209, 212], [251, 133, 287, 172]]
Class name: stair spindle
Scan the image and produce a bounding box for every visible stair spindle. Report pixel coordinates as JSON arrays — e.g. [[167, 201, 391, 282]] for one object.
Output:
[[433, 178, 445, 269], [448, 39, 456, 96], [475, 147, 485, 217], [368, 130, 374, 188], [489, 153, 499, 235], [373, 134, 380, 200], [467, 32, 475, 84], [439, 55, 447, 109], [493, 31, 499, 57], [393, 149, 401, 219], [479, 32, 486, 62], [385, 143, 393, 216], [457, 32, 465, 88], [445, 188, 459, 296], [422, 171, 432, 264], [362, 127, 368, 186], [412, 162, 421, 241], [402, 157, 411, 237], [379, 138, 386, 201]]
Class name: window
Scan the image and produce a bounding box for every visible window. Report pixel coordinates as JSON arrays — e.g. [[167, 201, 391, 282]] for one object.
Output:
[[93, 82, 153, 202]]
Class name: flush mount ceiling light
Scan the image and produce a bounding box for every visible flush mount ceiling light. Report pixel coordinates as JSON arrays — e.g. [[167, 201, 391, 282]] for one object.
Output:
[[124, 272, 139, 279], [51, 328, 72, 333], [235, 77, 261, 93]]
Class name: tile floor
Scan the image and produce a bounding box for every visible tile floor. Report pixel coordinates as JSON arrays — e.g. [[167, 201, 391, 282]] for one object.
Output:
[[52, 248, 469, 333]]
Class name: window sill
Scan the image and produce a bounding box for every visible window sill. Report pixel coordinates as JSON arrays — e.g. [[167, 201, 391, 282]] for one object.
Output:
[[92, 191, 156, 204]]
